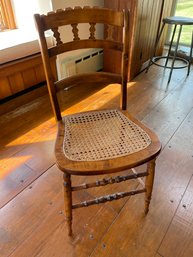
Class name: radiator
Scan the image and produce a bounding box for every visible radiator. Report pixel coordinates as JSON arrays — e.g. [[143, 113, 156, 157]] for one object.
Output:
[[60, 49, 103, 78]]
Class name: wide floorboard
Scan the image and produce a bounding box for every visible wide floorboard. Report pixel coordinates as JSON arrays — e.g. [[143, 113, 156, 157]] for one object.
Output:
[[0, 65, 193, 257]]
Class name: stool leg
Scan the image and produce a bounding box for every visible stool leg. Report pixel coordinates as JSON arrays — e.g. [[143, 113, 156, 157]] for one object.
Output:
[[187, 31, 193, 76], [168, 25, 183, 84], [146, 23, 165, 73], [145, 159, 156, 214], [63, 173, 73, 236], [165, 24, 177, 68]]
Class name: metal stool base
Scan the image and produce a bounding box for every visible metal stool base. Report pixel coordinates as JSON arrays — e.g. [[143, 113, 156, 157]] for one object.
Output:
[[152, 56, 189, 69]]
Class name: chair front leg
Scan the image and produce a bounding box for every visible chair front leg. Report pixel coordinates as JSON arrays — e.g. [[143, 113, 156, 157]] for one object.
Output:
[[63, 173, 72, 236], [144, 159, 156, 214]]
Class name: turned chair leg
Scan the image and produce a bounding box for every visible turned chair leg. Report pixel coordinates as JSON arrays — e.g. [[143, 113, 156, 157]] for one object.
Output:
[[63, 173, 72, 236], [144, 159, 156, 214]]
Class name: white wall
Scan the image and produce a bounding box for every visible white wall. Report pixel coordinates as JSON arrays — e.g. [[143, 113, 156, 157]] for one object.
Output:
[[12, 0, 104, 28], [11, 0, 53, 31], [11, 0, 104, 32], [51, 0, 104, 10]]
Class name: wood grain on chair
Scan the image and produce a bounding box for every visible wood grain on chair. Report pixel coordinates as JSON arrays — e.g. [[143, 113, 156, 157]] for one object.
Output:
[[34, 6, 161, 236]]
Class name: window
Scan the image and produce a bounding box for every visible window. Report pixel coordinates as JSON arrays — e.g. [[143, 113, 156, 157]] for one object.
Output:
[[166, 0, 193, 46], [0, 0, 16, 31], [175, 0, 193, 45]]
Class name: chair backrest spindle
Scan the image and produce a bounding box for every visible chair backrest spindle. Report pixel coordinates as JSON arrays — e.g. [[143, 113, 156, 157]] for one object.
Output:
[[71, 23, 80, 41], [52, 28, 63, 45], [89, 23, 96, 39]]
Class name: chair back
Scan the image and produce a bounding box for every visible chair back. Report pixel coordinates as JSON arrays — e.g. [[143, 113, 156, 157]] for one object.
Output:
[[34, 6, 130, 121]]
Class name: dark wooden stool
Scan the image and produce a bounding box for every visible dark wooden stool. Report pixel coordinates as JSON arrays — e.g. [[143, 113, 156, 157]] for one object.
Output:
[[146, 16, 193, 84]]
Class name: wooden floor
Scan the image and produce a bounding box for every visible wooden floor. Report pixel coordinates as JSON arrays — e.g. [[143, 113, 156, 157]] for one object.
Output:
[[1, 65, 193, 257]]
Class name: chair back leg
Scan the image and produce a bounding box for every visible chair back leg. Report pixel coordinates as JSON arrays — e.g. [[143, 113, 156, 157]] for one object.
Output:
[[63, 173, 73, 236]]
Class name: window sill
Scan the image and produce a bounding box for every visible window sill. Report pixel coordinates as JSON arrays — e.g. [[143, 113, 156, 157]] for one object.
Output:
[[0, 29, 53, 64]]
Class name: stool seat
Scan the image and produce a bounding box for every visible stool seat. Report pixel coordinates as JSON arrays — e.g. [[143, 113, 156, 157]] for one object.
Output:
[[163, 16, 193, 25]]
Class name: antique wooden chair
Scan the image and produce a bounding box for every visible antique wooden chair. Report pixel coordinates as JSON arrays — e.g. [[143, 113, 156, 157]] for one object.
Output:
[[34, 6, 161, 236]]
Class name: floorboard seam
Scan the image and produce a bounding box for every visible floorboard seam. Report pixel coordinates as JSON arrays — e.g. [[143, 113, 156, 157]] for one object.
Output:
[[156, 173, 193, 256], [88, 182, 140, 257], [0, 162, 56, 210]]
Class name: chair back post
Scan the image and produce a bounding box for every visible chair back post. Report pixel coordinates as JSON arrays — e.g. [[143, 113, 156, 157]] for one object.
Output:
[[34, 14, 62, 121], [121, 9, 130, 110]]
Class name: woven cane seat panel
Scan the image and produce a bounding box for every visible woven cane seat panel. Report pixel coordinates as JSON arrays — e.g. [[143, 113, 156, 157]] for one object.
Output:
[[63, 110, 151, 161]]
